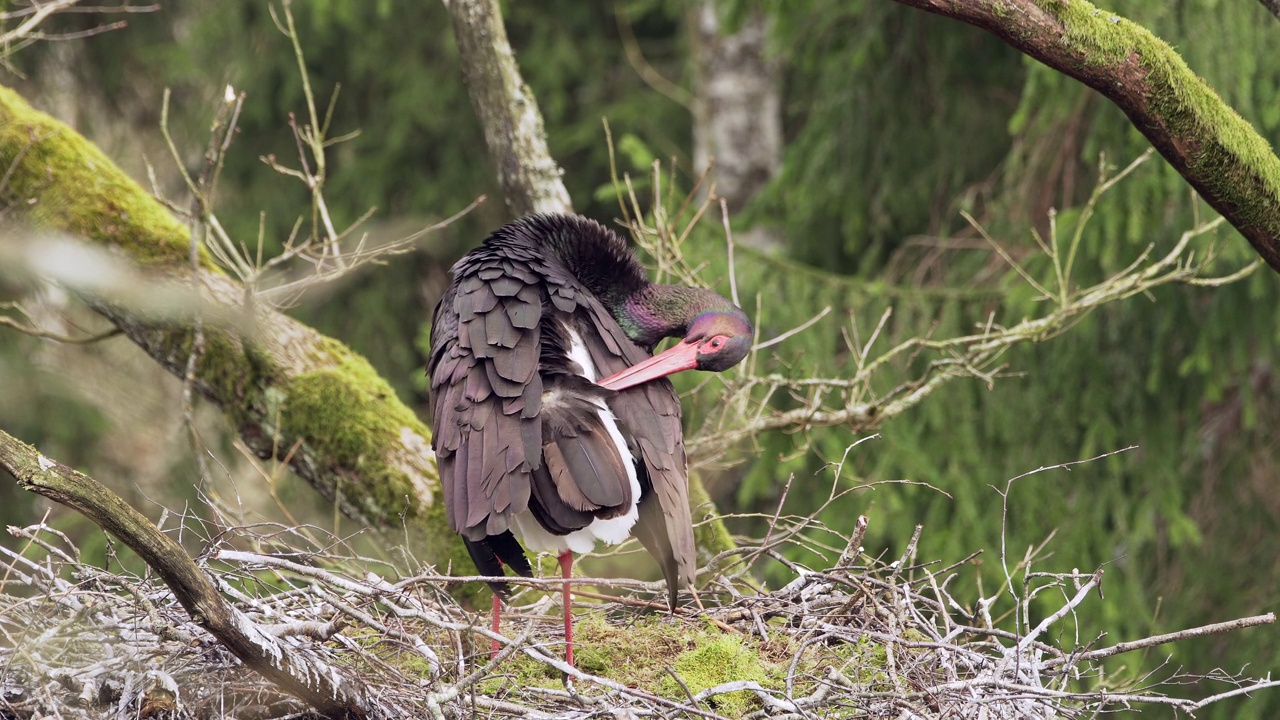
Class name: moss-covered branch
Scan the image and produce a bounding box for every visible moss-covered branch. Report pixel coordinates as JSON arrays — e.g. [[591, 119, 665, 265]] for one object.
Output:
[[0, 84, 472, 583], [890, 0, 1280, 274]]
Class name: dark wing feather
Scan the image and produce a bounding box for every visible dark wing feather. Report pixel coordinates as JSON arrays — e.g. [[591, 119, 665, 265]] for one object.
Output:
[[429, 250, 545, 543], [528, 463, 593, 534], [631, 464, 682, 610], [537, 376, 632, 515], [464, 532, 533, 600], [428, 236, 642, 550]]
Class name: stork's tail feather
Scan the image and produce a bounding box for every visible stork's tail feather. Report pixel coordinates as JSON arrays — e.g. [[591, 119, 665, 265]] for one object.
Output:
[[464, 532, 533, 600], [630, 462, 696, 612]]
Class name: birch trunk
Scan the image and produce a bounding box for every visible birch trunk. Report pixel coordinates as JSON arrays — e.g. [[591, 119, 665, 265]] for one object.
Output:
[[692, 2, 784, 253]]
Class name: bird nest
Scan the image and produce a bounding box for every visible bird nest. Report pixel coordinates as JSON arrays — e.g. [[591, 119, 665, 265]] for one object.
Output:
[[1, 516, 1275, 720]]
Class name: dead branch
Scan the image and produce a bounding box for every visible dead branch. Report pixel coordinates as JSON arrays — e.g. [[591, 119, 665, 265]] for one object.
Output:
[[1, 477, 1275, 718], [0, 1, 155, 61], [0, 302, 121, 343], [0, 430, 394, 719]]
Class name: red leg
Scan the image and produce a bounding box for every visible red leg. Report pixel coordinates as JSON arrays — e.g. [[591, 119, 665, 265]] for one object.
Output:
[[490, 591, 501, 659], [558, 550, 574, 667], [490, 558, 504, 659]]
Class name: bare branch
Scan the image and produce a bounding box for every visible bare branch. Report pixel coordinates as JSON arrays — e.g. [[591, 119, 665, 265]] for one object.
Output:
[[2, 478, 1275, 717], [0, 0, 155, 58], [1044, 613, 1277, 669], [0, 430, 393, 719], [0, 304, 121, 343]]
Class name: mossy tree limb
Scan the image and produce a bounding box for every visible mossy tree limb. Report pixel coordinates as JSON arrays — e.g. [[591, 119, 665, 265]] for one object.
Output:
[[891, 0, 1280, 274], [0, 84, 473, 580], [0, 430, 390, 720]]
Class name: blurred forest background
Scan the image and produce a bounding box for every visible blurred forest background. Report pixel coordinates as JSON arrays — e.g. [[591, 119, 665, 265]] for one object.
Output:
[[2, 1, 1279, 716]]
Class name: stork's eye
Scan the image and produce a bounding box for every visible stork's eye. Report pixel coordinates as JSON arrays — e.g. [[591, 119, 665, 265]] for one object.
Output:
[[708, 338, 724, 350]]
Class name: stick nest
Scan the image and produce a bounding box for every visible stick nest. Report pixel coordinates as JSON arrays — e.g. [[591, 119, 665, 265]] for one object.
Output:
[[1, 517, 1274, 720]]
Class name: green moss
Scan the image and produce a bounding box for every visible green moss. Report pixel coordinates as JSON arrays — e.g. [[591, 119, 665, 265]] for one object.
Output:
[[1036, 0, 1280, 240], [0, 85, 206, 266], [281, 337, 423, 499], [280, 353, 418, 515], [476, 653, 563, 695], [661, 635, 768, 718], [689, 475, 735, 566], [468, 608, 898, 716], [1044, 0, 1141, 65], [154, 329, 274, 426], [575, 612, 689, 683], [832, 636, 893, 688]]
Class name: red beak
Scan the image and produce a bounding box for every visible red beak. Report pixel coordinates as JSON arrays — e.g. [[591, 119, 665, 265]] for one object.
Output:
[[597, 341, 700, 391]]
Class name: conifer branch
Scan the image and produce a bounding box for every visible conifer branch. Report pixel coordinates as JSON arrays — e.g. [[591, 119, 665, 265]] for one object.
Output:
[[683, 154, 1258, 461]]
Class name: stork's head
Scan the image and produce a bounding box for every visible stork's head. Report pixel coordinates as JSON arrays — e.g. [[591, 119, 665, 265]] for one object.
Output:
[[685, 310, 753, 372], [598, 308, 752, 391]]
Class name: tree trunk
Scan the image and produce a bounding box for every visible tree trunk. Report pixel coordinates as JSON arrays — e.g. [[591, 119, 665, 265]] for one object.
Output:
[[691, 1, 784, 253], [442, 0, 573, 217]]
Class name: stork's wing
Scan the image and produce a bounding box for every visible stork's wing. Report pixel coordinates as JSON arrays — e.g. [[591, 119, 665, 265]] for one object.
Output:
[[428, 260, 543, 541], [427, 248, 639, 544], [575, 298, 696, 603]]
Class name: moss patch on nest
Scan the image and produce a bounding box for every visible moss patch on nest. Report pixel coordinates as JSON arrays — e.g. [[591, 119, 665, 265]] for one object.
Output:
[[475, 609, 892, 718], [660, 634, 768, 717]]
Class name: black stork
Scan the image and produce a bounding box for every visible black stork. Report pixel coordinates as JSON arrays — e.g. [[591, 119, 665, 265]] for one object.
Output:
[[427, 213, 752, 665]]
